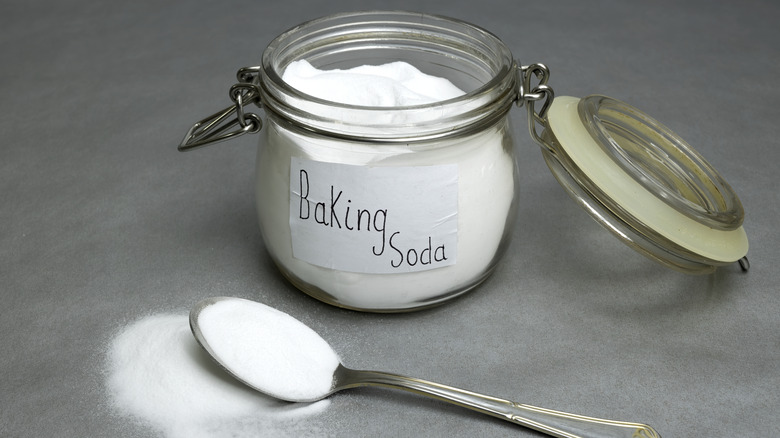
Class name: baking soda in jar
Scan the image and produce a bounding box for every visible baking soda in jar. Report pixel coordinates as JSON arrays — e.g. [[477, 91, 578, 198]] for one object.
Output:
[[253, 13, 520, 311]]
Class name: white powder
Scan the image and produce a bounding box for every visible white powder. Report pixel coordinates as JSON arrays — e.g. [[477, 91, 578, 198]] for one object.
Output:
[[197, 298, 341, 401], [256, 61, 516, 310], [106, 314, 330, 438], [283, 60, 465, 107]]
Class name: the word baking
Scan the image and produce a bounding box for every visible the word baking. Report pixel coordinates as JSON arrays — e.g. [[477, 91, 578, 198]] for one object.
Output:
[[296, 169, 450, 269]]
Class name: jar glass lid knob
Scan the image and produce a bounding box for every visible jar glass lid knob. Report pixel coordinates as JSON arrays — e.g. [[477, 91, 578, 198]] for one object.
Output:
[[578, 95, 743, 231], [540, 95, 749, 274]]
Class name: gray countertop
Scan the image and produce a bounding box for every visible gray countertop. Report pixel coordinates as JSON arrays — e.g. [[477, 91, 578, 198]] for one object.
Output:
[[2, 0, 778, 436]]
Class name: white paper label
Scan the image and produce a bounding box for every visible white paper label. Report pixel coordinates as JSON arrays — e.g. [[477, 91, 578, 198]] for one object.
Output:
[[289, 157, 458, 274]]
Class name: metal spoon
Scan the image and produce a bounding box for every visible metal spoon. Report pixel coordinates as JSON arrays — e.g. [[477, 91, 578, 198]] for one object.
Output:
[[190, 297, 660, 438]]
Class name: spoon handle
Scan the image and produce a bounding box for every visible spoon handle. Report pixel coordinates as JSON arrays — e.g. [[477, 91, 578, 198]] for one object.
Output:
[[338, 368, 660, 438]]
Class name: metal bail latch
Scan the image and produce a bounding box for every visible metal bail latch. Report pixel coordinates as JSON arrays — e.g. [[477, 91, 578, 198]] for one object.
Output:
[[178, 67, 264, 152], [517, 63, 555, 152]]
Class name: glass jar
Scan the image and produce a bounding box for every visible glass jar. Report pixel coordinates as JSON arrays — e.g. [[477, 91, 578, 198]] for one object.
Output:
[[253, 11, 519, 311], [179, 11, 749, 312]]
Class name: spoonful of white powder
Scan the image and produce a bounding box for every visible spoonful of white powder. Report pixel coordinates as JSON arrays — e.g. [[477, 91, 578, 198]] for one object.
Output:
[[190, 297, 662, 437], [191, 296, 340, 401]]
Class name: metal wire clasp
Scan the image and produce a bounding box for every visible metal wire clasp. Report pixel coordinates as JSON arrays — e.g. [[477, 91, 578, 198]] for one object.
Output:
[[178, 67, 263, 151], [517, 63, 555, 152]]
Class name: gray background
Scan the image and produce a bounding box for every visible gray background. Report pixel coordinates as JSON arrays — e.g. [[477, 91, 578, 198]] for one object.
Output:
[[2, 0, 778, 436]]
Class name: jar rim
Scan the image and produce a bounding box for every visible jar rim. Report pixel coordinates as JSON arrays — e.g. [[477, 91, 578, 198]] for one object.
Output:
[[258, 11, 518, 141]]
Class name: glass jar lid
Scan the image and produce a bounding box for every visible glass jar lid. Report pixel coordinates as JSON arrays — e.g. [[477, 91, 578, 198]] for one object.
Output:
[[539, 95, 749, 274]]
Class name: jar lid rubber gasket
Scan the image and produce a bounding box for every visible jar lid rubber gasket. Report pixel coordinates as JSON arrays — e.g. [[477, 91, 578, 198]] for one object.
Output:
[[542, 96, 748, 272]]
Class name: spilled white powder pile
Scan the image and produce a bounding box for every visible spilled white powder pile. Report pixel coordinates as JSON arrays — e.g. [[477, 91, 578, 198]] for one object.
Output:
[[197, 298, 341, 401], [106, 314, 330, 438]]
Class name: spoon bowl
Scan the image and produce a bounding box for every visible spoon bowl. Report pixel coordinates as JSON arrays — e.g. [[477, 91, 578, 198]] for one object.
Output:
[[190, 297, 661, 438]]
